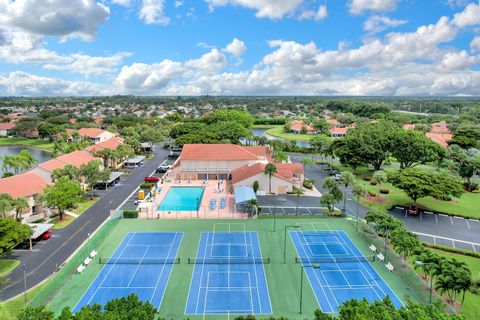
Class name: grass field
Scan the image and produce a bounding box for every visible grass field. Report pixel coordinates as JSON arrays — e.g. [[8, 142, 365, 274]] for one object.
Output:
[[335, 165, 480, 219], [0, 259, 19, 278], [26, 217, 429, 319], [0, 282, 47, 320], [0, 138, 55, 152], [264, 125, 314, 142], [72, 198, 98, 215]]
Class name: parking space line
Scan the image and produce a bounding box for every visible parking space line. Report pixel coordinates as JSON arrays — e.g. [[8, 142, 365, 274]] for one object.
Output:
[[450, 216, 453, 227], [472, 244, 476, 252], [452, 240, 456, 248], [466, 219, 471, 230], [435, 214, 438, 224]]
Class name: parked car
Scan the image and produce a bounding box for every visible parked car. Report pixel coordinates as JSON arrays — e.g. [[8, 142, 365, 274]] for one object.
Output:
[[156, 164, 171, 173], [407, 205, 419, 215], [332, 173, 342, 181], [328, 170, 340, 176], [41, 230, 52, 240], [144, 176, 160, 183]]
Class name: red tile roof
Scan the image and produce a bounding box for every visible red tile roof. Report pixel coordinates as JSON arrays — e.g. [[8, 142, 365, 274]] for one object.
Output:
[[327, 119, 341, 126], [180, 144, 263, 161], [0, 172, 49, 198], [78, 128, 107, 138], [290, 120, 316, 132], [426, 132, 452, 147], [430, 121, 451, 134], [403, 124, 416, 130], [231, 162, 303, 184], [84, 137, 124, 153], [39, 150, 97, 172], [329, 127, 349, 135], [0, 122, 15, 130]]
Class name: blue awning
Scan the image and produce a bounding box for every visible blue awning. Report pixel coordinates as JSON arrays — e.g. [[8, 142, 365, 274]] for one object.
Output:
[[234, 186, 256, 205]]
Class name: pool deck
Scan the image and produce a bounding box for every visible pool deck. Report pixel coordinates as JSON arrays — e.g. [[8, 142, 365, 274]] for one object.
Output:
[[139, 180, 248, 219]]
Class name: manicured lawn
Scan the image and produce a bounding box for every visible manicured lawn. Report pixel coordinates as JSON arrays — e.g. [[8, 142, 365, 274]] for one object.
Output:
[[418, 248, 479, 320], [72, 198, 98, 215], [335, 165, 480, 219], [265, 125, 315, 141], [0, 282, 47, 320], [52, 214, 74, 229], [0, 138, 55, 151], [0, 259, 19, 278]]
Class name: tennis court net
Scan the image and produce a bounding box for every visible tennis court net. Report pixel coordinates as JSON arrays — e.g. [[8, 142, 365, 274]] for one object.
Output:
[[295, 255, 375, 264], [99, 257, 181, 264], [188, 257, 270, 264]]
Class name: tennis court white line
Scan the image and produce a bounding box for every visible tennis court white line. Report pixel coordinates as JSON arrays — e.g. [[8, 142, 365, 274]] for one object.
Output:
[[249, 232, 262, 314], [101, 286, 156, 289], [85, 232, 136, 306], [200, 287, 257, 290], [149, 232, 180, 305], [184, 231, 204, 316], [248, 272, 254, 315], [195, 232, 210, 314], [126, 245, 150, 287], [202, 272, 211, 316]]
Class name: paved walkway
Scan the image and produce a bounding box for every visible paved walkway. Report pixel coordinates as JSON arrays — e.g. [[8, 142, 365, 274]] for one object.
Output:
[[0, 146, 169, 301]]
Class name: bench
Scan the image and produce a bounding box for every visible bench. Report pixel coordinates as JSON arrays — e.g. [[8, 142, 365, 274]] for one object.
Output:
[[369, 245, 377, 252], [84, 257, 92, 265], [377, 253, 385, 262], [77, 264, 85, 273], [89, 250, 97, 258], [385, 262, 394, 272]]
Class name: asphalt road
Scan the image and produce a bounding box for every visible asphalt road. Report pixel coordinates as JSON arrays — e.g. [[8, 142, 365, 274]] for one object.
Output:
[[279, 154, 480, 252], [0, 146, 170, 301]]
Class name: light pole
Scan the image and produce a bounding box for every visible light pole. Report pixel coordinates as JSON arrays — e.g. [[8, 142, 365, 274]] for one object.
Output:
[[273, 197, 276, 232], [22, 264, 27, 303], [300, 264, 320, 314], [284, 224, 301, 264], [415, 260, 434, 304], [371, 222, 389, 263]]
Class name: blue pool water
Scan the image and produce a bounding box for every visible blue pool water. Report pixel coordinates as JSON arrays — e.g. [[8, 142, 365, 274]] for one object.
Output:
[[158, 187, 205, 211]]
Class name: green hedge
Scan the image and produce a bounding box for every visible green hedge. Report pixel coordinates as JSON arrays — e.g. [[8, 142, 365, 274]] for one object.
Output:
[[139, 182, 154, 189], [123, 210, 139, 219], [423, 242, 480, 259]]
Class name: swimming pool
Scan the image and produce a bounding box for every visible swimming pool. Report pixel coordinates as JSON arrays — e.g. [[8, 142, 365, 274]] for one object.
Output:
[[158, 187, 205, 211]]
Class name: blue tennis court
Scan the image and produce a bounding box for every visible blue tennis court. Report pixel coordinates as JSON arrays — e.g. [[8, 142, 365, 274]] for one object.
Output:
[[185, 232, 272, 315], [73, 232, 182, 313], [290, 230, 403, 313]]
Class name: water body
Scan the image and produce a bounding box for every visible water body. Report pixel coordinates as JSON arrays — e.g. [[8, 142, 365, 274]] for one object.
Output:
[[250, 128, 312, 148], [0, 145, 52, 173]]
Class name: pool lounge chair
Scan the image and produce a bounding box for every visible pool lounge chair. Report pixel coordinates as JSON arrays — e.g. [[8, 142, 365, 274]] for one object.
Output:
[[209, 199, 216, 210], [220, 197, 227, 209]]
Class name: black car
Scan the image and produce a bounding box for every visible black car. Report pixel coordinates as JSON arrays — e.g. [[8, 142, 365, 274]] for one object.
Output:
[[328, 170, 340, 176]]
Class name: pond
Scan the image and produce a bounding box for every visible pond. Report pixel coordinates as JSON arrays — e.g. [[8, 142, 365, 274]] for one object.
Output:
[[250, 128, 312, 148], [0, 145, 53, 173]]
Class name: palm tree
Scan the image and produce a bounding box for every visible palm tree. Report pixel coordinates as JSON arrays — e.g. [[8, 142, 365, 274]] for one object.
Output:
[[12, 198, 29, 221], [300, 157, 315, 169], [18, 150, 37, 172], [322, 176, 337, 190], [339, 171, 355, 213], [2, 155, 21, 175], [352, 183, 367, 229], [246, 199, 259, 216], [291, 187, 305, 215], [273, 150, 288, 163], [371, 170, 387, 201], [0, 193, 13, 218], [264, 163, 277, 194]]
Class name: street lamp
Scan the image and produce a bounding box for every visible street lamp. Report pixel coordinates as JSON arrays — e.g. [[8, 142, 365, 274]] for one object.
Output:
[[22, 264, 27, 303], [284, 224, 301, 264], [300, 264, 320, 314], [415, 260, 434, 304]]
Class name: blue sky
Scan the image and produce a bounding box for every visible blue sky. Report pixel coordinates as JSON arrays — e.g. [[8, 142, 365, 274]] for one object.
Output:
[[0, 0, 479, 96]]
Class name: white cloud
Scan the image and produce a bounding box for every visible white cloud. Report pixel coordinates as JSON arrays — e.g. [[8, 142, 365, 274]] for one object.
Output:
[[205, 0, 303, 19], [471, 36, 480, 52], [349, 0, 400, 15], [184, 49, 227, 74], [111, 0, 132, 6], [139, 0, 170, 25], [44, 52, 132, 77], [224, 38, 247, 57], [298, 5, 328, 21], [364, 15, 407, 34], [452, 2, 480, 27], [0, 0, 109, 41], [175, 0, 184, 8]]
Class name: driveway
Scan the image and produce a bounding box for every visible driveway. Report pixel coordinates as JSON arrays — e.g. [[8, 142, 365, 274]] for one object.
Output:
[[281, 154, 480, 252], [0, 146, 170, 301]]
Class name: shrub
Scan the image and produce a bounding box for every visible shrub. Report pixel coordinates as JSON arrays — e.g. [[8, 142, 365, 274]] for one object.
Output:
[[123, 210, 139, 219], [303, 179, 314, 189], [140, 182, 154, 189], [363, 176, 371, 181], [369, 181, 377, 185], [368, 192, 376, 197], [380, 189, 390, 194]]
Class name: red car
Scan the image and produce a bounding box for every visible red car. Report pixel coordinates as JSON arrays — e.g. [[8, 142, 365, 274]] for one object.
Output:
[[41, 230, 52, 240], [407, 205, 419, 216], [144, 176, 160, 183]]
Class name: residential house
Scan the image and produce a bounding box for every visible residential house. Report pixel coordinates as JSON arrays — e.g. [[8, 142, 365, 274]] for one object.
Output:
[[289, 120, 317, 135], [169, 144, 303, 194], [329, 127, 349, 138], [77, 128, 115, 144], [84, 137, 125, 168], [0, 172, 49, 222], [0, 122, 15, 136]]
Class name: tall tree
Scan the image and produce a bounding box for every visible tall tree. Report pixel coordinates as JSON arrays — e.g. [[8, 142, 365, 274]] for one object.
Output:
[[12, 197, 29, 221], [264, 163, 277, 194], [339, 171, 355, 213], [391, 130, 445, 168], [41, 177, 82, 220], [80, 160, 111, 199], [371, 170, 387, 201], [351, 183, 367, 228], [0, 193, 13, 218], [0, 218, 31, 256], [388, 168, 464, 206], [291, 186, 305, 215]]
